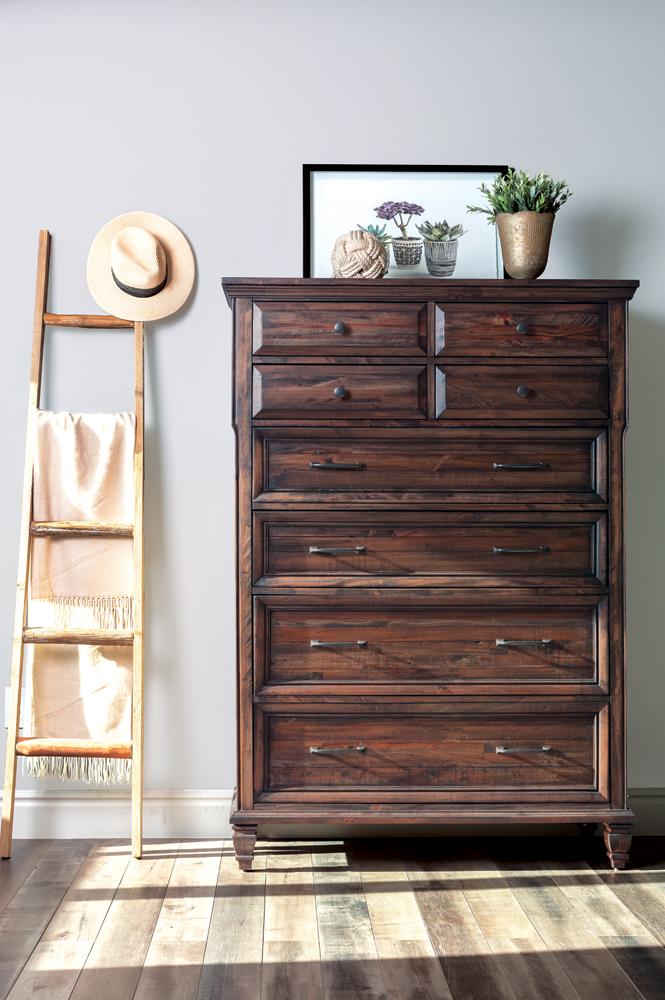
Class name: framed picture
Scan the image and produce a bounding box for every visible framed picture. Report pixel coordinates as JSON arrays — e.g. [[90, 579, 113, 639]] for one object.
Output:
[[303, 163, 509, 279]]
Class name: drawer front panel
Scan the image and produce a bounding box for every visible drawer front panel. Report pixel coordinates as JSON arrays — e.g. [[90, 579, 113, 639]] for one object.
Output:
[[436, 303, 607, 357], [255, 513, 605, 586], [253, 302, 427, 356], [264, 711, 598, 792], [254, 428, 606, 503], [253, 365, 428, 420], [438, 365, 608, 420], [259, 604, 601, 688]]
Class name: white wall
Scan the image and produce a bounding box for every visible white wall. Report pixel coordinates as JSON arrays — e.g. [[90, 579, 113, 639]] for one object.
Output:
[[1, 0, 664, 808]]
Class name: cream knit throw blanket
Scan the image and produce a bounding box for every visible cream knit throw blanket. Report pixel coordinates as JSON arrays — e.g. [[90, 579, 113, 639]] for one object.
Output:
[[25, 412, 135, 783]]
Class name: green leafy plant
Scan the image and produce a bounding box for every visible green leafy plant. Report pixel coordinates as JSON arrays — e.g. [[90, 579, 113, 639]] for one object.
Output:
[[467, 169, 572, 223], [416, 219, 465, 242], [357, 222, 392, 246]]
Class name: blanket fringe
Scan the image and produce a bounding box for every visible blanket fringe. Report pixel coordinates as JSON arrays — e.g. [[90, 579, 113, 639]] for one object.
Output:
[[27, 595, 133, 784], [31, 595, 134, 630], [23, 755, 132, 784]]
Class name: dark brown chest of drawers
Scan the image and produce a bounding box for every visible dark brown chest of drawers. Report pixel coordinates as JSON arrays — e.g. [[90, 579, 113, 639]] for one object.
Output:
[[223, 277, 638, 871]]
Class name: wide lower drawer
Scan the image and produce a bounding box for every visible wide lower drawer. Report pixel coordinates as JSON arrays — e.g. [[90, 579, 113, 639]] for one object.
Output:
[[253, 301, 427, 356], [437, 365, 608, 420], [254, 596, 607, 694], [258, 704, 605, 800], [435, 303, 607, 357], [253, 427, 607, 505], [253, 364, 428, 420], [253, 511, 606, 588]]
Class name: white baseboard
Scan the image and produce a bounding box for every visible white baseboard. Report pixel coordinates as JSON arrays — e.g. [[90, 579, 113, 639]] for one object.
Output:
[[4, 789, 234, 840], [2, 787, 664, 839]]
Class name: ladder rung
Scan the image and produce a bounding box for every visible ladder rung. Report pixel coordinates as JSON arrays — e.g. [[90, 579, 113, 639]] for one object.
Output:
[[23, 628, 134, 645], [16, 737, 132, 759], [43, 312, 133, 329], [31, 521, 134, 538]]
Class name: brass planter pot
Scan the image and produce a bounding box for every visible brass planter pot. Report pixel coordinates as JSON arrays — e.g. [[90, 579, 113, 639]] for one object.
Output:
[[496, 211, 554, 279]]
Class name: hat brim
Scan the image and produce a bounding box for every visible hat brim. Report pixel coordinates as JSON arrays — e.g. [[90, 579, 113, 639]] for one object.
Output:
[[87, 211, 195, 321]]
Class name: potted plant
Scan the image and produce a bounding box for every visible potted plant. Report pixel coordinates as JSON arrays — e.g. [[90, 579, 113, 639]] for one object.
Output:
[[467, 169, 572, 279], [358, 222, 392, 275], [415, 219, 465, 277], [373, 201, 424, 266]]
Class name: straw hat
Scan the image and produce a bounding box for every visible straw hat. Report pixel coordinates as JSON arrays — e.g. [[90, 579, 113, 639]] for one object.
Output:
[[87, 211, 195, 321]]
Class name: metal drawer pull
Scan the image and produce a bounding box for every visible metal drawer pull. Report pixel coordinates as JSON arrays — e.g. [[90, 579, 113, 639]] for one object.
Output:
[[309, 545, 366, 555], [515, 321, 530, 335], [492, 462, 550, 471], [496, 639, 552, 647], [515, 384, 531, 397], [333, 321, 346, 334], [496, 745, 552, 754], [492, 545, 549, 555], [310, 745, 367, 755], [311, 639, 368, 648], [333, 385, 348, 399], [309, 461, 366, 470]]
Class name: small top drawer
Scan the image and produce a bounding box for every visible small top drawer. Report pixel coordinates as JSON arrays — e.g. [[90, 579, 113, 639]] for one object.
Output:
[[253, 302, 427, 356], [436, 303, 607, 357]]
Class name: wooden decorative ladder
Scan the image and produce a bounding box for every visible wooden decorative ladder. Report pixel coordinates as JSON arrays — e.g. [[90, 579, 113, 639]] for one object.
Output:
[[0, 230, 145, 859]]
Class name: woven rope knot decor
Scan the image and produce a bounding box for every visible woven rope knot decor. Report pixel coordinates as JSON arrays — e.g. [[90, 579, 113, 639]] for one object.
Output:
[[331, 229, 387, 278]]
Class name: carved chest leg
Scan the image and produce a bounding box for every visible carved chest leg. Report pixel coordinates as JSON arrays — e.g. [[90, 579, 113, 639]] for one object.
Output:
[[603, 821, 633, 870], [232, 824, 258, 871]]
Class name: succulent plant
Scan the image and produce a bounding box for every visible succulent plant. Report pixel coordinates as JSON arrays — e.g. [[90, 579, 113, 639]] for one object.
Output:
[[357, 222, 392, 245], [374, 201, 424, 240], [416, 219, 465, 242], [467, 169, 572, 223]]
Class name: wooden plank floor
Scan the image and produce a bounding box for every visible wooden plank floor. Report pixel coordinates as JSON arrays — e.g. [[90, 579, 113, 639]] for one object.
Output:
[[0, 837, 664, 1000]]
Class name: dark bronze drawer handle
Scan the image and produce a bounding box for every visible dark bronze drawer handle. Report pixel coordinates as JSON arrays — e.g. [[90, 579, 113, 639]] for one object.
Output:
[[496, 745, 552, 754], [334, 386, 348, 399], [309, 461, 366, 471], [515, 384, 531, 397], [310, 639, 368, 649], [309, 545, 366, 555], [310, 745, 367, 755], [516, 321, 530, 335], [492, 462, 550, 471], [492, 545, 549, 555], [495, 639, 553, 647], [333, 321, 346, 334]]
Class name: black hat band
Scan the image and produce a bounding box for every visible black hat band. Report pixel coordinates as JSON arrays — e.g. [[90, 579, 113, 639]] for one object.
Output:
[[111, 266, 168, 298]]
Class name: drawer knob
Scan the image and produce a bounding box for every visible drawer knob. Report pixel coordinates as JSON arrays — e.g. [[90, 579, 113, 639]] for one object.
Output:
[[493, 462, 550, 471], [311, 639, 368, 648], [309, 545, 366, 555], [493, 545, 549, 555], [310, 745, 367, 755], [496, 745, 552, 754], [495, 639, 553, 647], [334, 385, 348, 400], [516, 320, 530, 335], [333, 321, 346, 334], [310, 460, 365, 471], [515, 384, 531, 397]]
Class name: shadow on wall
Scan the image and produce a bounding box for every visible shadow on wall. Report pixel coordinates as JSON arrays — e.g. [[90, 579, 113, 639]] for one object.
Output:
[[624, 310, 665, 783], [562, 205, 655, 277], [142, 255, 199, 787]]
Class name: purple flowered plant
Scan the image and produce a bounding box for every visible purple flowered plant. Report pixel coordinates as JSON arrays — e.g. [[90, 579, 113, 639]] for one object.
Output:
[[374, 201, 425, 240]]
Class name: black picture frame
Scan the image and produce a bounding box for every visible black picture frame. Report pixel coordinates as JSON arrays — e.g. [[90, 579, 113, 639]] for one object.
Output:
[[303, 163, 510, 279]]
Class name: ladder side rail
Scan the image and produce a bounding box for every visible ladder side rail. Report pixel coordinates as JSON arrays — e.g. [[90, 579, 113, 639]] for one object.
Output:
[[131, 320, 145, 858], [1, 230, 51, 858]]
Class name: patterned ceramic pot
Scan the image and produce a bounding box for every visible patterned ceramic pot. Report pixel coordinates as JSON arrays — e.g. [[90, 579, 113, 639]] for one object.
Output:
[[496, 211, 554, 279], [391, 237, 423, 267], [423, 239, 458, 277]]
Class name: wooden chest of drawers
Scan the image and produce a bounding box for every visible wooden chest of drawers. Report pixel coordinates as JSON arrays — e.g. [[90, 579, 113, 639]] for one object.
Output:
[[223, 278, 638, 871]]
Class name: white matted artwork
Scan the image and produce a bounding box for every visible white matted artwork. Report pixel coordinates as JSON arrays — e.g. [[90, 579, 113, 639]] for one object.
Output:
[[304, 164, 508, 279]]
